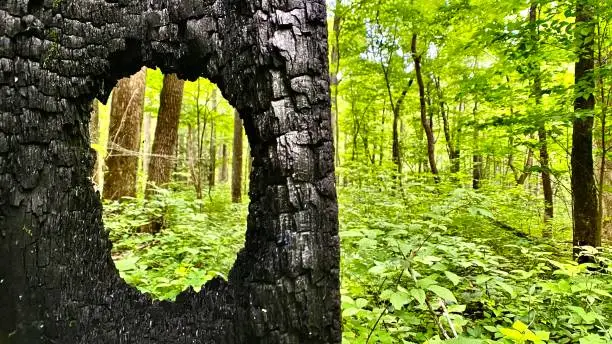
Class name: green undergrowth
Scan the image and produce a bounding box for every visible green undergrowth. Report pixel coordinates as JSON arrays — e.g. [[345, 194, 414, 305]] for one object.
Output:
[[104, 185, 246, 299], [104, 179, 612, 343]]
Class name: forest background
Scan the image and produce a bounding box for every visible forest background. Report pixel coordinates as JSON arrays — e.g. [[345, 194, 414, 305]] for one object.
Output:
[[92, 0, 612, 343]]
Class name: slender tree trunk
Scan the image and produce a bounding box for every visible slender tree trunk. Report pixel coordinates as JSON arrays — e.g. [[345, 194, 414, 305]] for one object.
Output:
[[528, 3, 554, 237], [209, 120, 216, 188], [380, 57, 407, 176], [103, 67, 147, 200], [436, 77, 459, 173], [220, 144, 229, 182], [187, 124, 203, 200], [412, 34, 439, 181], [379, 102, 385, 166], [90, 100, 102, 187], [330, 9, 342, 167], [208, 90, 218, 188], [232, 110, 243, 203], [472, 101, 482, 190], [572, 0, 601, 253], [146, 74, 185, 194], [595, 14, 612, 241]]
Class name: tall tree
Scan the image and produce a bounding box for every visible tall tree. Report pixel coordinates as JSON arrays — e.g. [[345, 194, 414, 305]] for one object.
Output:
[[412, 33, 439, 181], [232, 110, 243, 203], [104, 67, 147, 200], [528, 2, 554, 234], [572, 0, 601, 252], [147, 73, 185, 193]]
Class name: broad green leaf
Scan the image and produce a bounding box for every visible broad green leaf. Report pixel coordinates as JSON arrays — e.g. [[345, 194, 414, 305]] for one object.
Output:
[[512, 320, 529, 333], [389, 291, 410, 310], [410, 288, 426, 305], [427, 285, 457, 302], [444, 271, 461, 286]]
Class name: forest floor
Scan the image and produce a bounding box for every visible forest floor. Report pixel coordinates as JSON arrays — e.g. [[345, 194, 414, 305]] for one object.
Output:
[[104, 180, 612, 344]]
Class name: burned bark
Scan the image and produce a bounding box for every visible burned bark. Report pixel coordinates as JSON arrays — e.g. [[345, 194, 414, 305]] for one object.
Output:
[[0, 0, 340, 343]]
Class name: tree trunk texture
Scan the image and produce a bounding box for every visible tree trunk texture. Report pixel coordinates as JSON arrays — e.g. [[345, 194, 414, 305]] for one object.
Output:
[[147, 74, 185, 194], [529, 2, 554, 236], [572, 0, 601, 252], [391, 90, 407, 175], [232, 110, 243, 203], [0, 1, 340, 343], [103, 67, 147, 200]]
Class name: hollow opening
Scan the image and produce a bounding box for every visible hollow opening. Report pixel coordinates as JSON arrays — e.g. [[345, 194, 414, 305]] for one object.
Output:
[[91, 68, 249, 300]]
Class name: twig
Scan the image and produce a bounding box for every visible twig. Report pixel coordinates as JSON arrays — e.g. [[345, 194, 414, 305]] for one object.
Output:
[[440, 300, 457, 338]]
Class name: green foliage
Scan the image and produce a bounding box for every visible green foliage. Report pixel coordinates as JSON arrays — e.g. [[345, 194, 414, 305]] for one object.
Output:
[[104, 185, 246, 300], [337, 176, 611, 344], [106, 180, 612, 342]]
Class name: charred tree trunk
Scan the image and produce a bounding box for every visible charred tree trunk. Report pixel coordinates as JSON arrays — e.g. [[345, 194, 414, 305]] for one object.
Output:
[[232, 110, 243, 203], [147, 74, 185, 194], [412, 34, 439, 181], [572, 0, 601, 253], [0, 0, 340, 343], [103, 67, 147, 200]]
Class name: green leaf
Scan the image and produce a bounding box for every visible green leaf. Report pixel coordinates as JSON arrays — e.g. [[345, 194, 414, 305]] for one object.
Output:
[[427, 285, 457, 302], [389, 291, 410, 309], [500, 328, 524, 341], [494, 280, 514, 297], [444, 271, 461, 286], [410, 288, 426, 305], [579, 334, 608, 344], [512, 320, 528, 333]]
